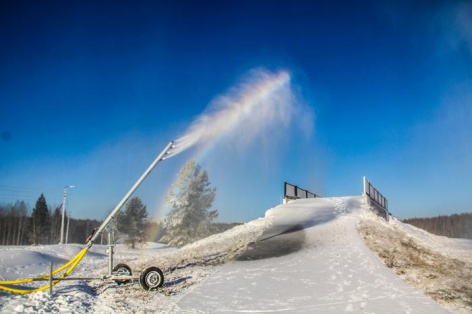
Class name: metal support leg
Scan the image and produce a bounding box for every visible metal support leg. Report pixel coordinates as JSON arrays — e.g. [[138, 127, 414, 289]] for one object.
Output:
[[107, 224, 115, 276], [49, 262, 53, 297]]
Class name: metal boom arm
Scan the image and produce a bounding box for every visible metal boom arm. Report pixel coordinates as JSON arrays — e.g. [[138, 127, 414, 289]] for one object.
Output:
[[88, 141, 175, 244]]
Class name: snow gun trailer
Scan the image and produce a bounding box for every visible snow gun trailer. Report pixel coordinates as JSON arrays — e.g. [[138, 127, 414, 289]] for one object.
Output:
[[0, 141, 177, 296], [83, 141, 177, 291]]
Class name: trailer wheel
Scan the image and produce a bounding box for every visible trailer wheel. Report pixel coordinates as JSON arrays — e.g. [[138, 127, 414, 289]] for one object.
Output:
[[139, 266, 164, 291], [113, 263, 132, 285]]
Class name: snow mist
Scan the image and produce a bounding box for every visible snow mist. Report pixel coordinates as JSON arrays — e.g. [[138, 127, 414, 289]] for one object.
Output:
[[168, 68, 312, 159]]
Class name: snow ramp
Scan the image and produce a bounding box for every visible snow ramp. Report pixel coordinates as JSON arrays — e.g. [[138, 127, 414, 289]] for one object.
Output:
[[177, 196, 448, 313]]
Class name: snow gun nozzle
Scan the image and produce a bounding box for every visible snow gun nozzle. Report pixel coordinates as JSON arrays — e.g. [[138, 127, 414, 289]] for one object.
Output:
[[85, 228, 97, 247], [161, 151, 171, 161], [160, 141, 177, 161]]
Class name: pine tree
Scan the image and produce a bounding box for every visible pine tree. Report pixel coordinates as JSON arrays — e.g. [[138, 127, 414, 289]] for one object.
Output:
[[161, 160, 218, 247], [115, 197, 148, 249], [29, 194, 51, 245]]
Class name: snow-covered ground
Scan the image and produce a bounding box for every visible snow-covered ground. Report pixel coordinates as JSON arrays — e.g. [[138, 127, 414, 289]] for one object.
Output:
[[1, 196, 471, 313]]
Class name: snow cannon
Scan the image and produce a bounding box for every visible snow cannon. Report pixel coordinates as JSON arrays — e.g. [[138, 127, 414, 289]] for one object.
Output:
[[86, 140, 176, 291], [0, 141, 178, 295]]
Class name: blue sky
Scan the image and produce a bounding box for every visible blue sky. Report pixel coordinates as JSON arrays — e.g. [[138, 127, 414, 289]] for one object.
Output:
[[1, 0, 471, 223]]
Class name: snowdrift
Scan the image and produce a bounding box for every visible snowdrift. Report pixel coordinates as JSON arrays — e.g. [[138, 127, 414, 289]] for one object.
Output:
[[1, 196, 470, 313], [177, 197, 450, 313]]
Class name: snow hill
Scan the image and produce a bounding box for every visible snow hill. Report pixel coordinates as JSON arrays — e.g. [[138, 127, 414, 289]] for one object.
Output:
[[1, 196, 471, 313]]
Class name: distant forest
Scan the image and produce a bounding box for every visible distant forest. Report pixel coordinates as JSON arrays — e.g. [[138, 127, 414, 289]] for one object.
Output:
[[403, 213, 472, 239], [0, 200, 102, 245], [0, 197, 242, 246]]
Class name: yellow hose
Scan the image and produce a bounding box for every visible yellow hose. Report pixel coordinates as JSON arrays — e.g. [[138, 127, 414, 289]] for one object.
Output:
[[0, 247, 88, 294]]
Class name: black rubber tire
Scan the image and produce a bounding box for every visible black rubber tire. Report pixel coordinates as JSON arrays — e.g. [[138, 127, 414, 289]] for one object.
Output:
[[139, 266, 164, 291], [112, 263, 132, 285]]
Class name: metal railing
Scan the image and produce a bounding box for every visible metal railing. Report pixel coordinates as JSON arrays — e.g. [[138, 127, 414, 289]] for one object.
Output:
[[363, 176, 389, 220], [284, 182, 320, 200]]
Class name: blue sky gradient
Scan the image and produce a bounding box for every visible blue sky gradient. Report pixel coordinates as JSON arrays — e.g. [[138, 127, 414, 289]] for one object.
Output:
[[1, 0, 471, 222]]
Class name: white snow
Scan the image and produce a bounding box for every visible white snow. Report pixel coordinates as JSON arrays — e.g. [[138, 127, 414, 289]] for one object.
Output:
[[1, 196, 470, 313]]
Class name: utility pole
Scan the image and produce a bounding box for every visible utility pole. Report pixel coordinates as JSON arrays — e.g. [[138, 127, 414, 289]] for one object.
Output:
[[60, 185, 75, 244], [66, 210, 71, 244]]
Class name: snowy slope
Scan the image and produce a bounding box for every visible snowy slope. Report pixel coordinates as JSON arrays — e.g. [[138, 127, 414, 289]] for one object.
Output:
[[0, 196, 469, 313], [177, 197, 448, 313]]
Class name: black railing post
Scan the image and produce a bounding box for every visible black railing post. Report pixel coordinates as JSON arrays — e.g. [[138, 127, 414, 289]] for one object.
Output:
[[283, 182, 320, 201]]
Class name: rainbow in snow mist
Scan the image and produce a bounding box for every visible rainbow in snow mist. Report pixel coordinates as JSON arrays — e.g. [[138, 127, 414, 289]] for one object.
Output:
[[167, 68, 311, 159], [146, 68, 312, 241]]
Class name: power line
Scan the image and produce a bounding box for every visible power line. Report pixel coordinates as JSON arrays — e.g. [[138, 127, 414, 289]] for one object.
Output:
[[0, 184, 39, 204]]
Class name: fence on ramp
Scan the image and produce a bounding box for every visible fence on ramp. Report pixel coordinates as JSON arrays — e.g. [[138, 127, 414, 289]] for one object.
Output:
[[363, 176, 389, 221], [283, 182, 321, 203]]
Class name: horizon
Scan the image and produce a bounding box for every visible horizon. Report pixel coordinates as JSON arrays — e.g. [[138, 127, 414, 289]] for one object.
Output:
[[1, 0, 471, 223]]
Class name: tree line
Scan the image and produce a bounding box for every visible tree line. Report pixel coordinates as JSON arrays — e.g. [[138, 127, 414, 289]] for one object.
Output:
[[0, 195, 101, 245], [1, 159, 229, 248], [403, 213, 472, 239]]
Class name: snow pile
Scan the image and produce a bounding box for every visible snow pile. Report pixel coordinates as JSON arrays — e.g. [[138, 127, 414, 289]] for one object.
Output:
[[177, 197, 449, 313], [358, 211, 472, 314], [0, 249, 68, 281], [0, 216, 271, 313], [133, 217, 271, 295], [1, 196, 470, 313]]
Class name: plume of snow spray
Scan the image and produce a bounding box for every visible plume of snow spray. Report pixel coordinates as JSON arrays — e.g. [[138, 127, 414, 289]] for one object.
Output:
[[167, 68, 312, 159], [146, 68, 313, 233]]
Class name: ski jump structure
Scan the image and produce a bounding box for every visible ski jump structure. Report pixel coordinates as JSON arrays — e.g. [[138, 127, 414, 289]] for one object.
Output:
[[283, 178, 389, 221], [0, 141, 178, 295]]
